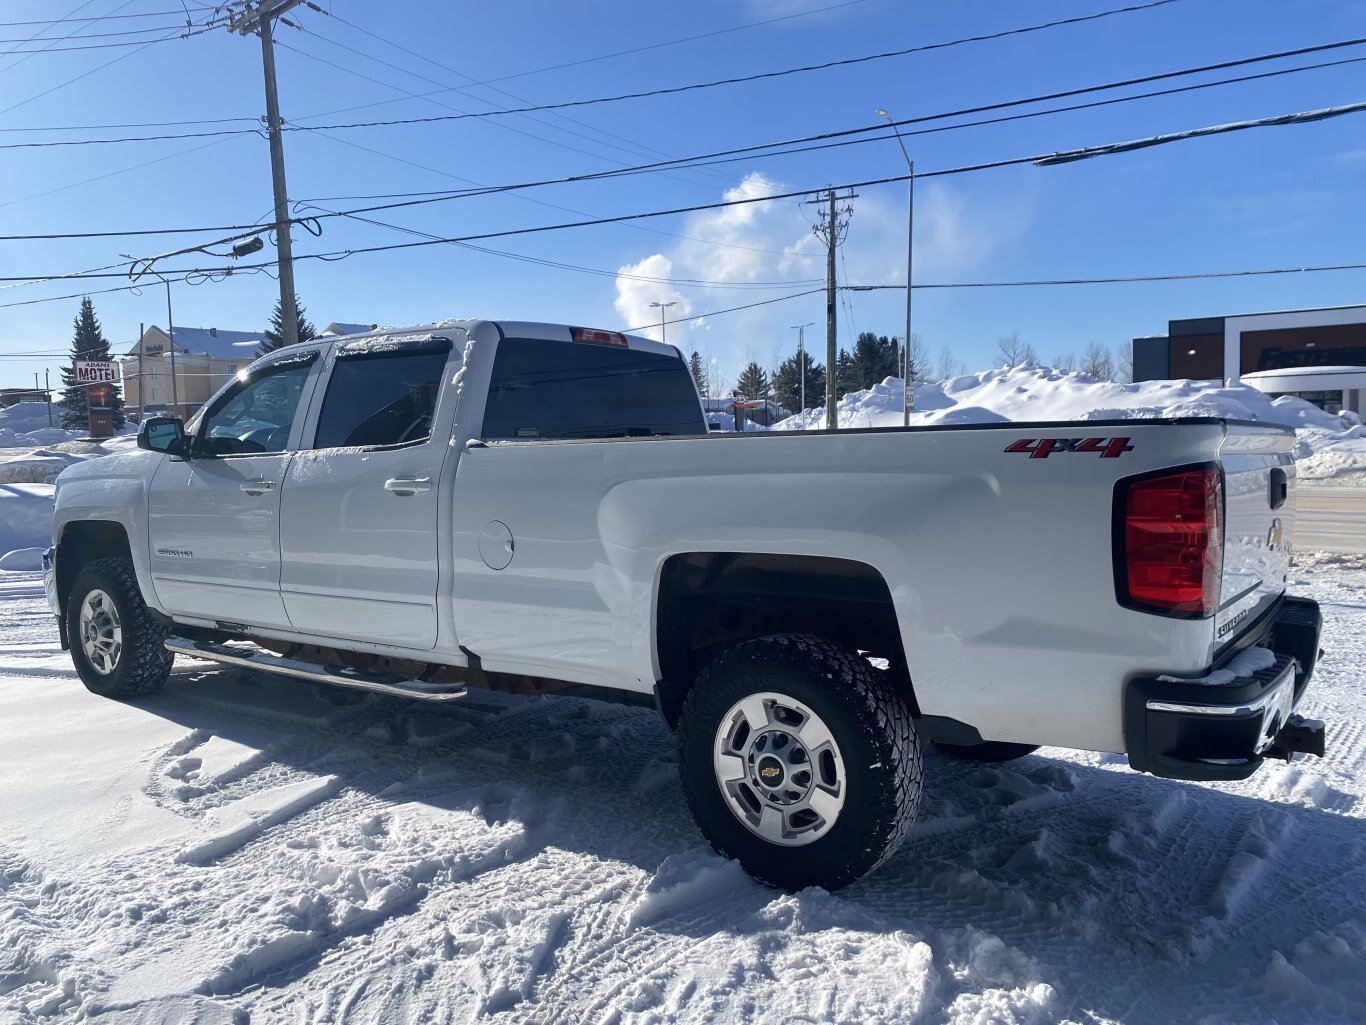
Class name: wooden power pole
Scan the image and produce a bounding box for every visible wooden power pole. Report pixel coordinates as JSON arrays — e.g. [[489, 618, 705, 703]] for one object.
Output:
[[227, 1, 309, 348], [806, 188, 855, 430]]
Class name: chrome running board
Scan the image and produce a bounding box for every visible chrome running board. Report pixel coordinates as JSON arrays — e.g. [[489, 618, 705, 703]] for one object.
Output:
[[164, 636, 468, 702]]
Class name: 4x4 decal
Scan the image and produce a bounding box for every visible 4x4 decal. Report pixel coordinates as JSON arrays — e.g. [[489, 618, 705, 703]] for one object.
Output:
[[1005, 437, 1133, 459]]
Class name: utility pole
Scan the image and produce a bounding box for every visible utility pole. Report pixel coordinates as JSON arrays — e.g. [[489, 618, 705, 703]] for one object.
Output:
[[228, 1, 306, 348], [806, 189, 855, 429], [45, 369, 51, 426], [877, 108, 916, 423]]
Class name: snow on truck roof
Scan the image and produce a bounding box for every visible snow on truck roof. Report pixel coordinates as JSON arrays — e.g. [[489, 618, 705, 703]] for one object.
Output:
[[268, 320, 679, 359]]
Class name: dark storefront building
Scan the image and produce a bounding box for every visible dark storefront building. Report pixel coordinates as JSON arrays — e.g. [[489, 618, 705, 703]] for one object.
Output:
[[1132, 305, 1366, 416]]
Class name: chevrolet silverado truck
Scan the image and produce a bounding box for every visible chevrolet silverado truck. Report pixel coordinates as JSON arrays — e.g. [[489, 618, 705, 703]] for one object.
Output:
[[43, 320, 1326, 890]]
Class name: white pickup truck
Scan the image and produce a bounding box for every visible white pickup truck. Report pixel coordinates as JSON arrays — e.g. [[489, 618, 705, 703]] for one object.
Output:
[[44, 320, 1325, 890]]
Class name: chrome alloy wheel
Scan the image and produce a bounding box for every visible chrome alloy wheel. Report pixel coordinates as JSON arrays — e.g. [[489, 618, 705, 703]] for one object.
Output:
[[79, 588, 123, 676], [713, 692, 846, 846]]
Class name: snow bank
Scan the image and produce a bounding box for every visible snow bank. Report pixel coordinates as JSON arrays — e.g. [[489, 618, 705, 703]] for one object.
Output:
[[0, 484, 54, 560], [0, 402, 80, 449], [776, 364, 1366, 481]]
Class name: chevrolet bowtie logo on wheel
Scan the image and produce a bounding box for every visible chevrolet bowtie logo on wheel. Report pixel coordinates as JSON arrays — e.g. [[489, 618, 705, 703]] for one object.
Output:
[[761, 766, 781, 780]]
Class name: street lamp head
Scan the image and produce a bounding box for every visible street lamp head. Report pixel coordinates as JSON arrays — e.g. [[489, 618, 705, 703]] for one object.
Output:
[[876, 108, 891, 120], [230, 236, 265, 259]]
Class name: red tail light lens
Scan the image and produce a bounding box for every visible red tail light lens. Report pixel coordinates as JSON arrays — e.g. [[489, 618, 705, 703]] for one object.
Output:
[[1120, 466, 1222, 616], [571, 327, 628, 347]]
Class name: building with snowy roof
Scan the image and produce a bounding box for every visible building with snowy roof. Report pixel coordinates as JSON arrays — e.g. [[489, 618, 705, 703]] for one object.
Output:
[[121, 325, 265, 420]]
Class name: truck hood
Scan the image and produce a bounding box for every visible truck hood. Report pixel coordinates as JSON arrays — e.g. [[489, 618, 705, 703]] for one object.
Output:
[[55, 447, 162, 486]]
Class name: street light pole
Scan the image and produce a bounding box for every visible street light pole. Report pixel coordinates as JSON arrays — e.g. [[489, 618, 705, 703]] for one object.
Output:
[[791, 322, 814, 411], [877, 108, 915, 424], [142, 269, 179, 416], [649, 301, 677, 345]]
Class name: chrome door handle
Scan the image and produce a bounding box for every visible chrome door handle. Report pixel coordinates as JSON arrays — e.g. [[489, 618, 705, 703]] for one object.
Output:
[[240, 480, 276, 495], [384, 476, 432, 495]]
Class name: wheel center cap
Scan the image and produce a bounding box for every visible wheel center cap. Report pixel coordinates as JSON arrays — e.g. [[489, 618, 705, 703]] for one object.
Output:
[[756, 755, 785, 789]]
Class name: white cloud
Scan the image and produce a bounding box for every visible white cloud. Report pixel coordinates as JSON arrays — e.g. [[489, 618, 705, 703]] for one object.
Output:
[[613, 253, 691, 342], [612, 172, 1027, 387]]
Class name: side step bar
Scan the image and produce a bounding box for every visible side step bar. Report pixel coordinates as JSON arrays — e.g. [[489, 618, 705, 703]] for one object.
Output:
[[164, 636, 468, 702]]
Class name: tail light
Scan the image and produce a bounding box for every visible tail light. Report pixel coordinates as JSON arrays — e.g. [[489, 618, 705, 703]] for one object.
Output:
[[1118, 465, 1222, 617], [571, 327, 628, 347]]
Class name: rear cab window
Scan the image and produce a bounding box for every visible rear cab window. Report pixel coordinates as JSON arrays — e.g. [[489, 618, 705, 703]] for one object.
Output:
[[481, 336, 706, 440], [313, 335, 452, 449]]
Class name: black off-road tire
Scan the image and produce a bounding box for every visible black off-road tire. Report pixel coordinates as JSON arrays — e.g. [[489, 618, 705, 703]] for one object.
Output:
[[932, 740, 1040, 763], [677, 632, 922, 892], [66, 557, 173, 699]]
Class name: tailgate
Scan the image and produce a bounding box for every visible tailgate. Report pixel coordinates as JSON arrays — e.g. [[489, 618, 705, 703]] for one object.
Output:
[[1216, 424, 1296, 647]]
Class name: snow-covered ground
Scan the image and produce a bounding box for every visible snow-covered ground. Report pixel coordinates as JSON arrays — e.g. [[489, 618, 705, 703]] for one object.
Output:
[[1, 554, 1364, 1024], [777, 365, 1366, 484]]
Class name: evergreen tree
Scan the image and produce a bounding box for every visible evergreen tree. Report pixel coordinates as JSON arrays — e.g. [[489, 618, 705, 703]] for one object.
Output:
[[834, 348, 858, 398], [771, 348, 824, 412], [688, 350, 709, 397], [58, 297, 124, 431], [735, 361, 770, 400], [259, 293, 318, 354], [850, 332, 901, 390]]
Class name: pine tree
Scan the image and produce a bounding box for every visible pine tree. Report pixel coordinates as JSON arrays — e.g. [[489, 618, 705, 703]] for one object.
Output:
[[834, 348, 858, 398], [259, 294, 318, 355], [851, 332, 901, 390], [688, 350, 709, 397], [771, 348, 824, 412], [735, 361, 770, 400], [58, 297, 124, 431]]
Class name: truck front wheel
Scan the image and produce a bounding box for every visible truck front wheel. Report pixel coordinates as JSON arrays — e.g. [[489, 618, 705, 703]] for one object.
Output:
[[677, 633, 922, 892], [66, 557, 173, 699]]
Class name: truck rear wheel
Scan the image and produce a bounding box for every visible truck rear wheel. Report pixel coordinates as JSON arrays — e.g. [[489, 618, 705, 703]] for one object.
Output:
[[67, 557, 173, 699], [677, 633, 922, 892]]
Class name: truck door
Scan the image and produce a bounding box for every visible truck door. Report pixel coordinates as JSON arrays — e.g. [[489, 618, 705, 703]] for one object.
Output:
[[147, 349, 321, 629], [278, 335, 454, 649]]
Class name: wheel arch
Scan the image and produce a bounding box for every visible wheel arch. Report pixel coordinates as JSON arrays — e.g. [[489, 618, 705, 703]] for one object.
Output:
[[55, 520, 133, 618], [653, 551, 917, 729]]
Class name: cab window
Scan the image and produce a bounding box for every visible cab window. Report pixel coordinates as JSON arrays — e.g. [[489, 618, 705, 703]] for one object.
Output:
[[313, 338, 451, 449], [194, 353, 317, 456]]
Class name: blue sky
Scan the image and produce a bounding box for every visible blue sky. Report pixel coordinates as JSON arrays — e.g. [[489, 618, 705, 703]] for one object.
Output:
[[1, 0, 1364, 395]]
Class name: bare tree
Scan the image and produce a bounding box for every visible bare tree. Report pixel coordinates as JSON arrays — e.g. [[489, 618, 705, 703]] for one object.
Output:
[[935, 345, 956, 381], [1080, 341, 1117, 380], [996, 330, 1037, 366], [1051, 351, 1078, 372], [1117, 343, 1134, 384], [906, 333, 932, 381]]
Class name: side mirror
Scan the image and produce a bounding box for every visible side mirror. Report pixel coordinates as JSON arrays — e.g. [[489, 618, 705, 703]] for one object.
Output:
[[137, 415, 188, 456]]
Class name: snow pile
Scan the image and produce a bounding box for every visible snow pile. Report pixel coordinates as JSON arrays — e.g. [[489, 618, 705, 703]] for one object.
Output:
[[0, 402, 81, 449], [0, 555, 1363, 1022], [776, 364, 1365, 480], [0, 484, 54, 569]]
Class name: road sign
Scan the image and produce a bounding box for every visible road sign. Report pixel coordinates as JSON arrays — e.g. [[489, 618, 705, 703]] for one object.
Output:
[[75, 361, 119, 385]]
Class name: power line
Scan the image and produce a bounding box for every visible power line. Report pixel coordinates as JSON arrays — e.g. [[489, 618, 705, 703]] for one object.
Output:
[[0, 23, 190, 45], [4, 99, 1363, 284], [289, 22, 735, 195], [297, 202, 824, 289], [0, 9, 215, 28], [3, 36, 1360, 159], [291, 35, 1366, 135], [298, 0, 1184, 122], [8, 43, 1362, 241], [3, 259, 1366, 324]]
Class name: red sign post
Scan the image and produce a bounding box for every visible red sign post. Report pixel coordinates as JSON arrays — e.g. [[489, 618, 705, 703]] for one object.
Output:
[[75, 361, 119, 439]]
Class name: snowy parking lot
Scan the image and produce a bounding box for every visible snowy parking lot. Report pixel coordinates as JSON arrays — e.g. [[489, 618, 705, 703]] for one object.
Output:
[[2, 552, 1364, 1025]]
